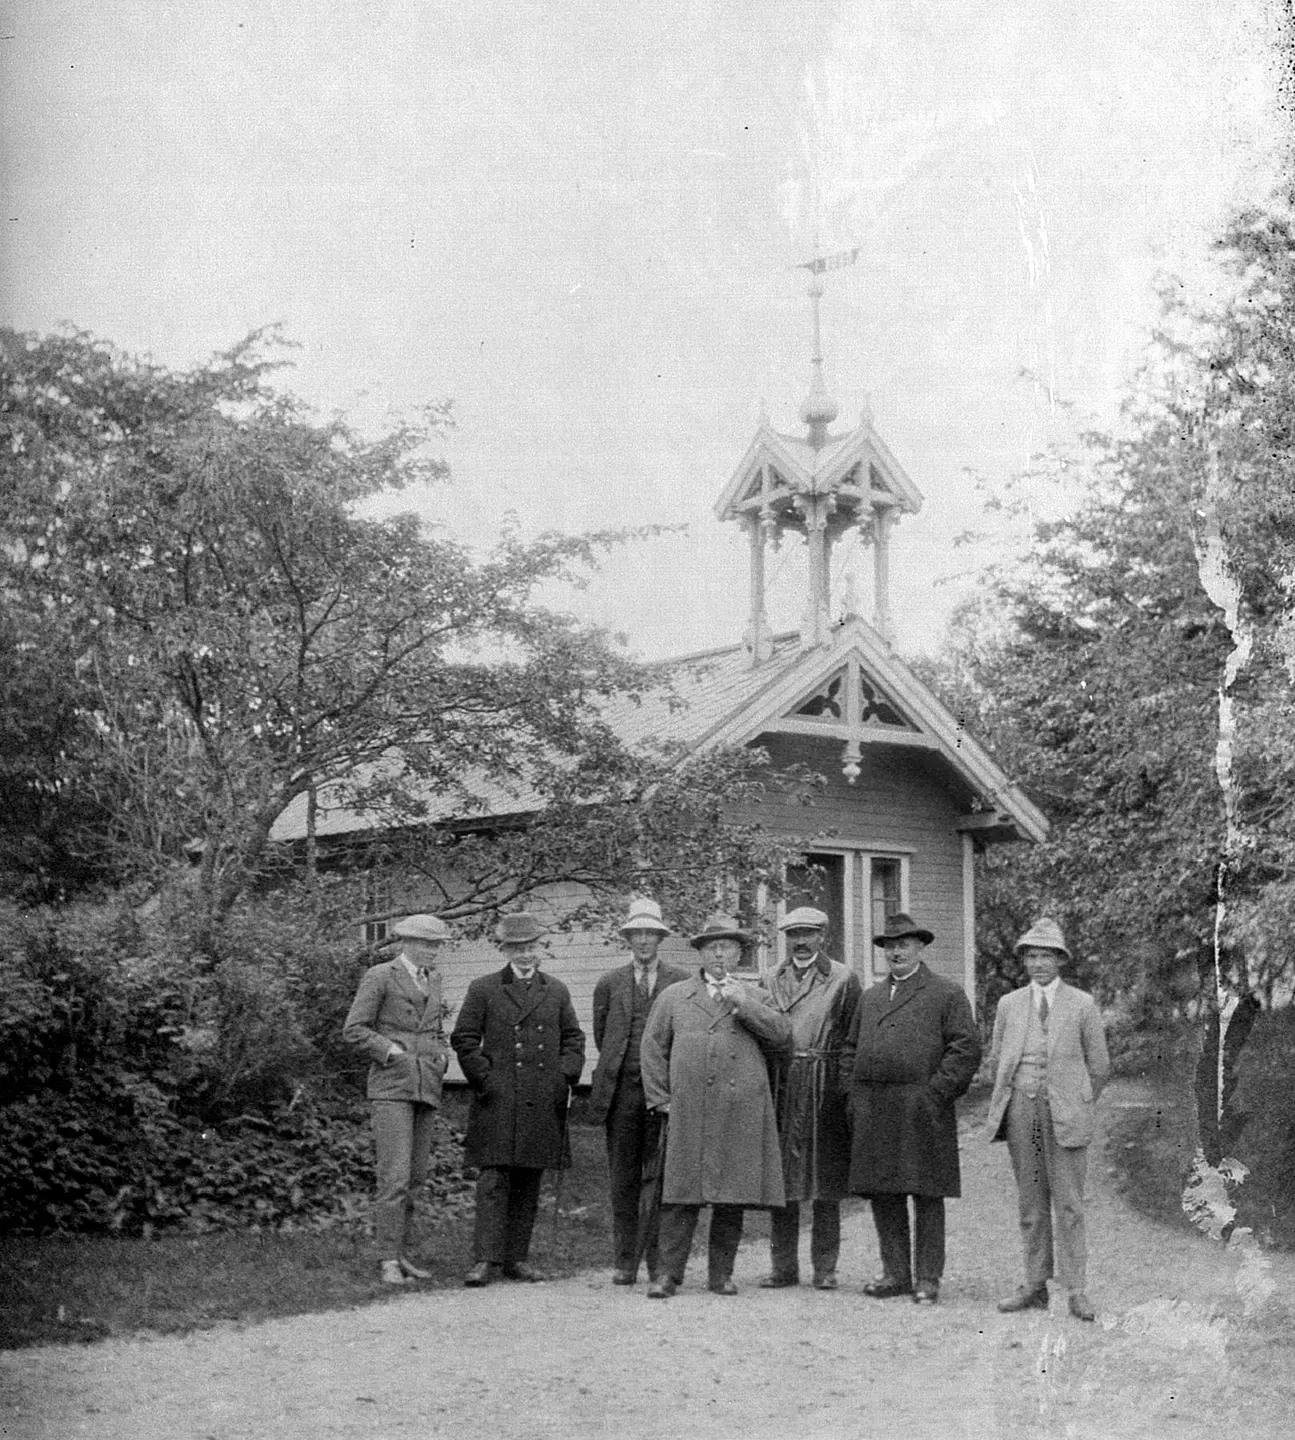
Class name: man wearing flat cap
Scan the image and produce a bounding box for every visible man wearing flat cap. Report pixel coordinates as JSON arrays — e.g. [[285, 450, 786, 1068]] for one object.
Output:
[[758, 907, 862, 1290], [639, 914, 792, 1298], [451, 912, 585, 1287], [987, 919, 1110, 1322], [343, 913, 454, 1285], [587, 899, 689, 1285], [844, 913, 981, 1305]]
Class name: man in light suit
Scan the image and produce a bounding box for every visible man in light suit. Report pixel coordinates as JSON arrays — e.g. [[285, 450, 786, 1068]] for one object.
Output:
[[986, 918, 1111, 1322], [587, 899, 689, 1285], [343, 913, 453, 1285]]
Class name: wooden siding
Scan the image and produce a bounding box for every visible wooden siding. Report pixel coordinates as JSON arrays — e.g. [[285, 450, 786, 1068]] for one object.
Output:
[[736, 733, 970, 994], [340, 732, 975, 1085]]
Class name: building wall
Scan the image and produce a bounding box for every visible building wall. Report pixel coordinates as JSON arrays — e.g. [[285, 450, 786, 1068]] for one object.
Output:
[[354, 731, 972, 1085]]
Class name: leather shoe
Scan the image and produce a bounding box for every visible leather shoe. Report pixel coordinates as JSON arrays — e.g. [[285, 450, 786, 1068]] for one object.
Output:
[[813, 1272, 838, 1291], [646, 1277, 677, 1299], [708, 1278, 738, 1296], [997, 1284, 1049, 1313], [913, 1282, 939, 1305], [463, 1261, 497, 1287], [758, 1273, 799, 1289], [862, 1275, 914, 1299], [502, 1261, 546, 1282], [380, 1260, 411, 1286], [1068, 1291, 1096, 1322], [611, 1269, 636, 1286], [397, 1256, 433, 1281]]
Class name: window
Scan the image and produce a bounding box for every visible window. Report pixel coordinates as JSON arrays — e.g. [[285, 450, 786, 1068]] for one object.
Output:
[[362, 869, 391, 946], [868, 856, 905, 979]]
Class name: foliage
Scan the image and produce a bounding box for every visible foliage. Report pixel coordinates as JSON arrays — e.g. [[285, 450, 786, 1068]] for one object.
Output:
[[924, 200, 1295, 1015], [0, 326, 657, 926], [342, 740, 827, 943]]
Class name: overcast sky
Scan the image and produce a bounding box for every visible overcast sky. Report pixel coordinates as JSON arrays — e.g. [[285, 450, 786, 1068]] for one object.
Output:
[[2, 0, 1286, 657]]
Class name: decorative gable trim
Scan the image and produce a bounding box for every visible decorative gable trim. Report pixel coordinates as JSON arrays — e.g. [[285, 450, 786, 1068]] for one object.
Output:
[[689, 618, 1049, 843]]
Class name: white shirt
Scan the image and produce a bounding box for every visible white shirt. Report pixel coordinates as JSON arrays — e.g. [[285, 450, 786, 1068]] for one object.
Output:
[[1033, 978, 1061, 1014], [510, 961, 539, 983]]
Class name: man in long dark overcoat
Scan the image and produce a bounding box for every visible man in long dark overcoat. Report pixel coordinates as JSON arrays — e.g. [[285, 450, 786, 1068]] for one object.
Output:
[[844, 913, 981, 1305], [587, 898, 689, 1285], [450, 912, 585, 1286], [639, 913, 792, 1298], [760, 906, 862, 1291]]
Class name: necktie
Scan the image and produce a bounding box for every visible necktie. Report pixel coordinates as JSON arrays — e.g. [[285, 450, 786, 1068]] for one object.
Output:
[[637, 969, 650, 1000], [415, 967, 430, 995], [1038, 990, 1050, 1028]]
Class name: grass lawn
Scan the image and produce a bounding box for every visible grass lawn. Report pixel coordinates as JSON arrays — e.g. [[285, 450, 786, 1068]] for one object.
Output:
[[0, 1093, 622, 1350]]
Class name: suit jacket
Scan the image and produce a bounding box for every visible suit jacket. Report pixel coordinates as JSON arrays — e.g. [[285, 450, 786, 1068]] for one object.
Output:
[[985, 981, 1111, 1148], [843, 963, 981, 1198], [343, 958, 450, 1104], [450, 963, 586, 1169], [586, 957, 690, 1124]]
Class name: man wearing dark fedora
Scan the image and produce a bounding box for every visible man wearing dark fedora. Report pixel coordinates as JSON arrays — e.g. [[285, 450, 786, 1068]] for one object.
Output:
[[760, 906, 862, 1291], [343, 913, 454, 1285], [587, 898, 689, 1286], [844, 913, 981, 1305], [639, 913, 792, 1298], [451, 912, 585, 1287], [987, 919, 1110, 1322]]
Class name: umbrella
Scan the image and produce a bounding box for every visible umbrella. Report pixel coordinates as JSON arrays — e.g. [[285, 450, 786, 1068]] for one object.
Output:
[[632, 1110, 668, 1277]]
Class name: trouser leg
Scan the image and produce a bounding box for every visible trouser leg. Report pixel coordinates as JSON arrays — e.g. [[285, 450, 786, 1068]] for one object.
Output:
[[869, 1193, 913, 1283], [504, 1166, 545, 1266], [472, 1166, 511, 1264], [912, 1195, 946, 1284], [769, 1201, 801, 1278], [401, 1103, 438, 1255], [809, 1199, 842, 1276], [707, 1204, 745, 1285], [1046, 1131, 1090, 1293], [657, 1204, 701, 1283], [371, 1101, 415, 1261], [1006, 1090, 1054, 1288], [605, 1079, 649, 1272]]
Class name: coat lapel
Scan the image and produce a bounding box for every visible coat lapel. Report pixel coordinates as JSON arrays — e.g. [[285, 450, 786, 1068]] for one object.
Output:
[[878, 964, 927, 1021]]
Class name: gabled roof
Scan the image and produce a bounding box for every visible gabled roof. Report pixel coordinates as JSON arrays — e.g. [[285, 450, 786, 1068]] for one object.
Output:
[[713, 420, 924, 523], [272, 620, 1047, 846]]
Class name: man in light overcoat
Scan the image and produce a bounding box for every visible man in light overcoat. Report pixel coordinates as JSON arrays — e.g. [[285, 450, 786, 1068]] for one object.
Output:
[[343, 913, 453, 1285], [587, 898, 689, 1285], [639, 914, 792, 1298], [987, 918, 1110, 1322], [844, 913, 981, 1305], [760, 906, 862, 1290], [450, 912, 586, 1287]]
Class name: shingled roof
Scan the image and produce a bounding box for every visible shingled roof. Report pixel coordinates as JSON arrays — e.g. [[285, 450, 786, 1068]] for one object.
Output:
[[271, 617, 1047, 846]]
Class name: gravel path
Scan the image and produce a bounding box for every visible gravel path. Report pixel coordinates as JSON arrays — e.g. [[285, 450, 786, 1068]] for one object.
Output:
[[3, 1080, 1293, 1440]]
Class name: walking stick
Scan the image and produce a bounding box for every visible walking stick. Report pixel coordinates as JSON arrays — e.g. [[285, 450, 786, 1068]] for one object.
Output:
[[549, 1085, 573, 1263]]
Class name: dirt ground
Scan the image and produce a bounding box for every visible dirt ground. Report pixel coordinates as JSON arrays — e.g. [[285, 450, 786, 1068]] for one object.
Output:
[[3, 1078, 1294, 1440]]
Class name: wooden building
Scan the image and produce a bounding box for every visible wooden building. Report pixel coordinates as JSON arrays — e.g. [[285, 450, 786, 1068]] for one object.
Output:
[[273, 289, 1046, 1079]]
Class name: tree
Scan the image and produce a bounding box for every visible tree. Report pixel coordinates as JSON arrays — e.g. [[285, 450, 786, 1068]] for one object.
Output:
[[0, 329, 673, 926]]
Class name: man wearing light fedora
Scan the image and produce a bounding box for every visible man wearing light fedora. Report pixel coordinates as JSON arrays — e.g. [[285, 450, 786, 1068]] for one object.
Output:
[[451, 912, 585, 1287], [760, 906, 862, 1290], [844, 913, 981, 1305], [587, 899, 689, 1285], [343, 913, 454, 1285], [639, 914, 792, 1298], [987, 919, 1110, 1322]]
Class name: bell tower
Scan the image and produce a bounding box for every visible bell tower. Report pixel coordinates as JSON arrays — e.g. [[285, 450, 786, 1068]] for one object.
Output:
[[714, 251, 923, 663]]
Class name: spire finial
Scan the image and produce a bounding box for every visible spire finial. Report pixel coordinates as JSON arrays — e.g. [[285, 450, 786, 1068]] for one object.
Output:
[[795, 244, 858, 449]]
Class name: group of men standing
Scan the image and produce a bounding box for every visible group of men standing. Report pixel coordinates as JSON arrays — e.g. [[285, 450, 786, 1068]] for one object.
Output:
[[344, 898, 1109, 1319]]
